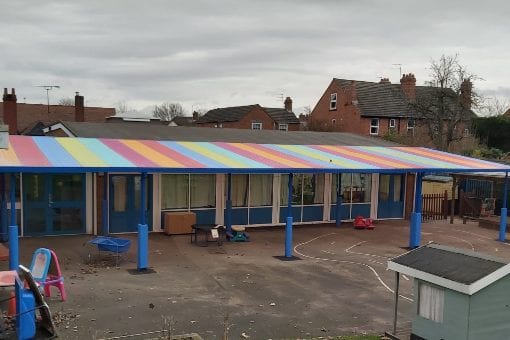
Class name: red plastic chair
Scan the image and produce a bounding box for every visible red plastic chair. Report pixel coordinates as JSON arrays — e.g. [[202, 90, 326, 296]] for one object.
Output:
[[43, 249, 67, 302]]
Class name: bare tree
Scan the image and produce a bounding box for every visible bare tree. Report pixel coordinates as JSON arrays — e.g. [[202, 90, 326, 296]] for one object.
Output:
[[479, 97, 510, 117], [115, 101, 130, 115], [410, 54, 480, 151], [153, 102, 185, 121], [58, 97, 74, 106]]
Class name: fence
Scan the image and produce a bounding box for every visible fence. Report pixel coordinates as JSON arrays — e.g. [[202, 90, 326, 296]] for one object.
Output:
[[422, 190, 448, 221]]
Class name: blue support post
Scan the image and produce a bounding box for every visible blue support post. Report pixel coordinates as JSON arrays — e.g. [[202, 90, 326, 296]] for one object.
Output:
[[1, 174, 7, 242], [9, 173, 18, 271], [101, 173, 109, 236], [499, 172, 508, 242], [226, 173, 232, 235], [285, 173, 293, 258], [409, 173, 423, 248], [137, 173, 148, 271], [335, 173, 342, 227]]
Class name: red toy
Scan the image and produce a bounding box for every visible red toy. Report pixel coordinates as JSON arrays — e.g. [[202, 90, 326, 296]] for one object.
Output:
[[353, 216, 375, 230]]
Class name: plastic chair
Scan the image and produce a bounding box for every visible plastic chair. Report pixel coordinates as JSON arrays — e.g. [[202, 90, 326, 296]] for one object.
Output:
[[29, 248, 66, 301], [29, 248, 51, 284], [43, 249, 66, 301]]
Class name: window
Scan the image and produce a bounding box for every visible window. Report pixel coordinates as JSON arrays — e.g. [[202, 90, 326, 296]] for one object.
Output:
[[418, 283, 444, 323], [281, 174, 324, 206], [278, 123, 288, 131], [463, 128, 470, 136], [251, 122, 262, 130], [190, 174, 215, 208], [407, 118, 415, 133], [250, 174, 273, 206], [332, 173, 371, 203], [330, 93, 337, 110], [389, 118, 396, 129], [231, 174, 249, 207], [370, 118, 379, 135]]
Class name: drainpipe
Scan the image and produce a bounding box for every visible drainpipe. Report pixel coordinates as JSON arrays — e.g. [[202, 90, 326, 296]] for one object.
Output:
[[137, 173, 148, 271], [409, 172, 423, 248], [285, 173, 293, 258], [499, 172, 508, 242]]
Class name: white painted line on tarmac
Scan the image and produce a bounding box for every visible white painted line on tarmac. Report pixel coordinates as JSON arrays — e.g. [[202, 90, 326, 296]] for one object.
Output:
[[294, 234, 414, 302]]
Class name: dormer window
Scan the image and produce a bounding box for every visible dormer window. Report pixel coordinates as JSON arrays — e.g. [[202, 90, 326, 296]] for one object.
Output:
[[330, 93, 337, 110]]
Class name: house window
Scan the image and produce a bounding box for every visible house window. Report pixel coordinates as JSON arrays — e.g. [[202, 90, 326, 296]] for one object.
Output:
[[370, 118, 379, 135], [251, 122, 262, 130], [278, 123, 288, 131], [464, 128, 470, 136], [330, 93, 337, 110], [389, 119, 396, 129], [418, 282, 444, 323]]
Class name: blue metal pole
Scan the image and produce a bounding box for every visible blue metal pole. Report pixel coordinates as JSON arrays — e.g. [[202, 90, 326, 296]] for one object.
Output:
[[101, 173, 109, 236], [285, 173, 293, 258], [0, 174, 6, 242], [409, 173, 423, 248], [336, 173, 342, 227], [226, 174, 232, 235], [137, 173, 148, 270], [8, 173, 18, 271], [499, 172, 508, 242]]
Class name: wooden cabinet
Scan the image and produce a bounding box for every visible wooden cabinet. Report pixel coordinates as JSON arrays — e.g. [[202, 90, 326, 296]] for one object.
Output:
[[163, 212, 196, 235]]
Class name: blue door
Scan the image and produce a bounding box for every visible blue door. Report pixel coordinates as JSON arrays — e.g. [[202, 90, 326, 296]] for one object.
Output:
[[23, 174, 86, 236], [377, 174, 405, 219], [109, 175, 152, 233]]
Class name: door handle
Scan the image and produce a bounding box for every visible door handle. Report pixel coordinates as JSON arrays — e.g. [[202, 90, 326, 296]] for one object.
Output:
[[48, 194, 53, 208]]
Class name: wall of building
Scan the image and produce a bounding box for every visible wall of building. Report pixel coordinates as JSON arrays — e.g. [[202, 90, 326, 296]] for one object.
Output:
[[468, 276, 510, 339], [411, 279, 470, 340]]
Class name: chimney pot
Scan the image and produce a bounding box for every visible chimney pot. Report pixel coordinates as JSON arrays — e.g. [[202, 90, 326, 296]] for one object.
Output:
[[400, 73, 416, 100]]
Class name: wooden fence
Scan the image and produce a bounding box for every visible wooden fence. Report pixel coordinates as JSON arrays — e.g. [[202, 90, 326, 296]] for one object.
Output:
[[422, 190, 448, 221]]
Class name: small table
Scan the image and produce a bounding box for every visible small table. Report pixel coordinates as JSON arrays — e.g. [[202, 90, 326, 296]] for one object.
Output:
[[191, 224, 225, 247]]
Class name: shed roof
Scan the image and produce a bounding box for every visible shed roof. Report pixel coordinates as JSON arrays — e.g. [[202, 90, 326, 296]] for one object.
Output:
[[388, 243, 510, 295], [1, 135, 509, 174]]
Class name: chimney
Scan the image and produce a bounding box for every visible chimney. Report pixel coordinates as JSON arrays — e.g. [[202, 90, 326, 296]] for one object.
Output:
[[192, 111, 199, 121], [75, 92, 84, 122], [284, 96, 292, 112], [460, 79, 473, 110], [400, 73, 416, 100], [2, 88, 17, 134], [379, 78, 391, 84]]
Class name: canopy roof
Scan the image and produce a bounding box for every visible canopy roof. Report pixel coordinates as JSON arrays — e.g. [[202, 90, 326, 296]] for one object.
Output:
[[1, 135, 508, 174]]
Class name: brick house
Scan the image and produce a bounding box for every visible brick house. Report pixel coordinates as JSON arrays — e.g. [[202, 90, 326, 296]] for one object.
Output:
[[310, 75, 477, 150], [196, 97, 301, 131], [1, 88, 115, 135]]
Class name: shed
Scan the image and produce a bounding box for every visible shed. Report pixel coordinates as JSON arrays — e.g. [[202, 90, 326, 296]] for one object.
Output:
[[387, 243, 510, 340]]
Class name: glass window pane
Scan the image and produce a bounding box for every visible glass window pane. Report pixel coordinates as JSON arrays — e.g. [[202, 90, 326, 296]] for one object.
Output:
[[250, 174, 272, 207], [280, 174, 302, 205], [112, 176, 127, 212], [230, 174, 248, 207], [379, 174, 390, 202], [52, 174, 83, 201], [352, 174, 371, 203], [161, 174, 189, 209], [24, 174, 45, 202], [393, 175, 402, 202], [190, 174, 215, 208], [303, 174, 324, 205], [341, 173, 352, 203]]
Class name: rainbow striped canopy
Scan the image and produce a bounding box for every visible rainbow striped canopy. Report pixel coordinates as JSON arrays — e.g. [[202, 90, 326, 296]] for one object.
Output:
[[0, 135, 508, 174]]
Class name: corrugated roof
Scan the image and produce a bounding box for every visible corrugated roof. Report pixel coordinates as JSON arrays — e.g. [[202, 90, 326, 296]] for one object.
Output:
[[1, 135, 509, 174], [58, 122, 400, 146]]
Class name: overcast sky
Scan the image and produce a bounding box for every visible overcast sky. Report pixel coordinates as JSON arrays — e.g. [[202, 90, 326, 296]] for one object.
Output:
[[1, 0, 509, 115]]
